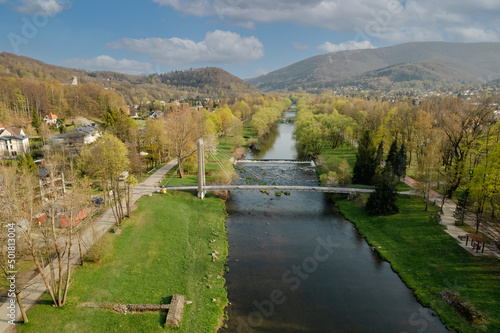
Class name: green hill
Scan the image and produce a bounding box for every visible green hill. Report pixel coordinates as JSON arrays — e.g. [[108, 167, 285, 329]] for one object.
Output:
[[0, 52, 258, 103], [247, 42, 500, 92]]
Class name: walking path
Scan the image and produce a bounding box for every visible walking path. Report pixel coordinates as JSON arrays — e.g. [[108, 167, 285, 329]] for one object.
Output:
[[404, 176, 500, 260], [0, 160, 177, 333]]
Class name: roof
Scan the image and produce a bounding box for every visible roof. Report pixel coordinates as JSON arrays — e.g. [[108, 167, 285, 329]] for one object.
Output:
[[0, 123, 4, 129], [0, 135, 28, 141], [77, 125, 99, 135], [6, 127, 23, 136], [45, 112, 58, 120], [52, 125, 98, 142]]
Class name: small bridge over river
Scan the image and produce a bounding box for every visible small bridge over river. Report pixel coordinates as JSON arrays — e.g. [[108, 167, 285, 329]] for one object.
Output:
[[166, 139, 406, 199]]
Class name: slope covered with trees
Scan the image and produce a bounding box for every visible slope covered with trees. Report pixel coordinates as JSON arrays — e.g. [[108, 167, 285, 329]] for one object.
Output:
[[247, 42, 500, 92], [294, 94, 500, 225]]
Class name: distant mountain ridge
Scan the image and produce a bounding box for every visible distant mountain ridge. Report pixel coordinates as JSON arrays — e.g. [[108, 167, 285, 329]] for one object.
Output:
[[247, 42, 500, 92], [0, 52, 258, 102]]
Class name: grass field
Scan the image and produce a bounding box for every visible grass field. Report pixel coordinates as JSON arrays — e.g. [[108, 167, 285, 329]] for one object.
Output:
[[335, 194, 500, 333], [19, 191, 229, 333], [317, 142, 357, 176]]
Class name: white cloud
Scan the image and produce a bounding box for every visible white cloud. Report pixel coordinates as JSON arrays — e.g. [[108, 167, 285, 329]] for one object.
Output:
[[14, 0, 71, 16], [318, 40, 376, 53], [445, 27, 497, 42], [293, 42, 309, 50], [62, 56, 154, 75], [153, 0, 500, 43], [107, 30, 264, 66]]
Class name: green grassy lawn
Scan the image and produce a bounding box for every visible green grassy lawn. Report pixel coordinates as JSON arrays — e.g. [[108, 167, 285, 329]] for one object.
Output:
[[243, 121, 257, 140], [19, 191, 228, 333], [335, 194, 500, 333], [317, 142, 357, 177]]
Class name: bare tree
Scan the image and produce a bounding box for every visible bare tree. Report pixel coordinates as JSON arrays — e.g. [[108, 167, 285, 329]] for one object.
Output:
[[165, 110, 203, 178]]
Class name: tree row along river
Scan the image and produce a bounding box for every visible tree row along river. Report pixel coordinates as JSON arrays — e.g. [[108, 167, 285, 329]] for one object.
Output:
[[221, 108, 448, 332]]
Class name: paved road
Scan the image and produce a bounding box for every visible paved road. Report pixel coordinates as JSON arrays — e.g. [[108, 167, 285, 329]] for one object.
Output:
[[0, 160, 176, 333]]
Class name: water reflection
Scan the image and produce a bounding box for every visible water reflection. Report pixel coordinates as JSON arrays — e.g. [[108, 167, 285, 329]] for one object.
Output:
[[222, 111, 448, 333]]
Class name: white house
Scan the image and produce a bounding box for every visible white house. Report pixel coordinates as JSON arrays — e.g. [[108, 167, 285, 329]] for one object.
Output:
[[52, 125, 101, 154], [44, 112, 58, 124], [148, 110, 164, 119], [0, 127, 29, 158]]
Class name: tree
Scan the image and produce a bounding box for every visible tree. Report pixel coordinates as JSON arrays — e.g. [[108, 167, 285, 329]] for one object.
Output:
[[16, 152, 37, 173], [78, 133, 130, 225], [125, 175, 138, 217], [352, 130, 376, 185], [395, 142, 407, 181], [366, 171, 399, 216], [165, 110, 202, 178], [385, 138, 399, 174], [142, 118, 167, 167], [375, 140, 384, 169], [102, 107, 138, 143], [415, 130, 441, 211], [0, 166, 32, 322], [469, 140, 500, 233], [31, 109, 41, 129], [454, 190, 470, 226], [431, 98, 493, 198]]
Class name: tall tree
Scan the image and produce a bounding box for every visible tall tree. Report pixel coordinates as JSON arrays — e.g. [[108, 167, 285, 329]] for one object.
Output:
[[352, 130, 376, 185], [366, 171, 399, 216], [78, 133, 130, 225], [431, 97, 493, 198], [375, 140, 384, 170], [31, 109, 41, 129], [395, 142, 407, 181], [165, 110, 202, 178], [385, 138, 399, 174]]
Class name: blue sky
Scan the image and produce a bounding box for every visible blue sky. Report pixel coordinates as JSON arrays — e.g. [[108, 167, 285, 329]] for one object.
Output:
[[1, 0, 500, 79]]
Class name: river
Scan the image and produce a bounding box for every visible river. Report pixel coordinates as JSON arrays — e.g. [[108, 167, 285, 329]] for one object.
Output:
[[221, 110, 448, 333]]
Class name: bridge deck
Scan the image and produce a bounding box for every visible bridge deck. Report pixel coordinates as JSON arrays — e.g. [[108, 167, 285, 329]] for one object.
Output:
[[164, 185, 376, 193]]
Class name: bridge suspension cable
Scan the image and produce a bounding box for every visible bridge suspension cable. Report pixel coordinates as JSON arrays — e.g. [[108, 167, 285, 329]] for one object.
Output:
[[214, 148, 264, 181], [208, 150, 234, 181]]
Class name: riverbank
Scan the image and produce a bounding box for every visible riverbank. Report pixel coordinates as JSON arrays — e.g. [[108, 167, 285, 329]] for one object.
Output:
[[316, 145, 500, 333], [18, 191, 229, 333], [335, 194, 500, 332]]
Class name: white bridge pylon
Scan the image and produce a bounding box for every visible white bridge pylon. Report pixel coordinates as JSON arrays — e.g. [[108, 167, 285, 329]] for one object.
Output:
[[197, 138, 206, 199]]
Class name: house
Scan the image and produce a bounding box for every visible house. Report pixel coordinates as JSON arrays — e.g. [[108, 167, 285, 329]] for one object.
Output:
[[76, 125, 101, 145], [52, 125, 101, 153], [494, 110, 500, 122], [129, 110, 140, 119], [0, 127, 29, 158], [44, 112, 58, 124], [62, 76, 78, 86], [0, 127, 25, 137], [148, 110, 164, 119]]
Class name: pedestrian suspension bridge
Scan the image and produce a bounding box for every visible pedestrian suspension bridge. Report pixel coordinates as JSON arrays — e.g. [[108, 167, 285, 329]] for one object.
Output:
[[164, 139, 381, 199]]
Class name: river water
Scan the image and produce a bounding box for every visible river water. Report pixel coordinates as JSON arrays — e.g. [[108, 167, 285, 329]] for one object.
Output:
[[222, 110, 448, 333]]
